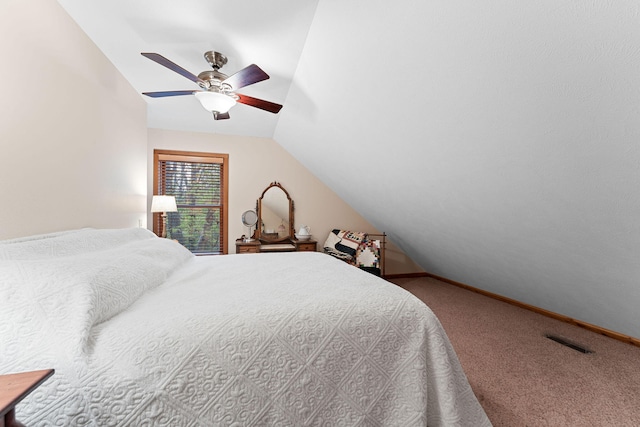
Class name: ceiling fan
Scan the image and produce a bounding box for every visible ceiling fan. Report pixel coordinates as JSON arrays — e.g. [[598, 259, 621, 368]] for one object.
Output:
[[141, 51, 283, 120]]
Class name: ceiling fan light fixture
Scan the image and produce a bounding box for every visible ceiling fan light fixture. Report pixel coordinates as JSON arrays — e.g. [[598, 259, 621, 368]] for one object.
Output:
[[194, 91, 236, 113]]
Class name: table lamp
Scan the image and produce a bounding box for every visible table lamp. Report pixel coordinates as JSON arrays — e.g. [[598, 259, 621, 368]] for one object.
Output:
[[151, 195, 178, 238]]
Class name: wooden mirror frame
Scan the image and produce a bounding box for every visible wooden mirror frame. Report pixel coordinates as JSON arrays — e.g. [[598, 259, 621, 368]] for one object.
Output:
[[256, 182, 295, 243]]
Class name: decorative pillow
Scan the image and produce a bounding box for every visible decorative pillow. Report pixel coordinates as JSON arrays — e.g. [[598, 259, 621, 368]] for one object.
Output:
[[334, 230, 366, 258], [323, 230, 354, 261], [323, 231, 342, 250], [323, 230, 383, 276], [356, 238, 380, 268], [323, 229, 369, 264]]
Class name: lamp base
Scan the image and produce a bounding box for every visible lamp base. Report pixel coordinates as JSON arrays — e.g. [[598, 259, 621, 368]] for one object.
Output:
[[161, 213, 168, 238]]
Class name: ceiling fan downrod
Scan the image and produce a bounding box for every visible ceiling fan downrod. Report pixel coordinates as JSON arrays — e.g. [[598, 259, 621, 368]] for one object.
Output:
[[198, 52, 231, 91], [204, 51, 227, 70]]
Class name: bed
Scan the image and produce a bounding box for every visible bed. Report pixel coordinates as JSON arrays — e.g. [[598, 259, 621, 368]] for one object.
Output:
[[0, 228, 490, 426]]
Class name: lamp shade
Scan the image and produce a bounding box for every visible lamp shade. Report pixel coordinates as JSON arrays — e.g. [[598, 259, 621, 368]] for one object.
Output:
[[194, 91, 236, 113], [151, 195, 177, 213]]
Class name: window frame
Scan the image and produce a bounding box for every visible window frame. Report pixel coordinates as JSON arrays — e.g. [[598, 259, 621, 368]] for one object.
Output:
[[153, 149, 229, 255]]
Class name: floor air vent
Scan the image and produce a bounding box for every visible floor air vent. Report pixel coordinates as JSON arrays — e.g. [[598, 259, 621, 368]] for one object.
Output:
[[545, 334, 593, 354]]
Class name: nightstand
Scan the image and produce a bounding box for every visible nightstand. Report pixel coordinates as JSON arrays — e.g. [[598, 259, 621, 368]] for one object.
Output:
[[294, 239, 317, 252], [1, 369, 54, 427], [236, 238, 317, 253], [235, 239, 261, 254]]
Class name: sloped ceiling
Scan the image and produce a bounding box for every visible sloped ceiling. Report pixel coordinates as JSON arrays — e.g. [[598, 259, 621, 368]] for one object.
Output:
[[57, 0, 319, 138], [58, 1, 640, 338], [275, 1, 640, 338]]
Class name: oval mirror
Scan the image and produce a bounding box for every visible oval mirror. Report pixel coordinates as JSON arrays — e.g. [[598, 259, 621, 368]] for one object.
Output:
[[257, 182, 294, 242]]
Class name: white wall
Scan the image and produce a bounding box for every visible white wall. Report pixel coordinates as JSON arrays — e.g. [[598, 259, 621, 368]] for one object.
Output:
[[0, 0, 148, 240], [148, 128, 423, 274], [276, 1, 640, 337], [0, 0, 422, 275]]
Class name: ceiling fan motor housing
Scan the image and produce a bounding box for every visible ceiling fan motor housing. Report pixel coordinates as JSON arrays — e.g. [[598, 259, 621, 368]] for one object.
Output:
[[197, 70, 232, 93]]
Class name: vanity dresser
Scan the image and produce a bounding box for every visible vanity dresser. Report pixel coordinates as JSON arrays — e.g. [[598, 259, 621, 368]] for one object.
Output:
[[235, 238, 317, 253], [236, 182, 317, 254]]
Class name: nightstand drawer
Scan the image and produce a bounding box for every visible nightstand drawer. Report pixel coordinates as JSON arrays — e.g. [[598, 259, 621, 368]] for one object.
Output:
[[237, 245, 259, 254], [296, 241, 317, 252]]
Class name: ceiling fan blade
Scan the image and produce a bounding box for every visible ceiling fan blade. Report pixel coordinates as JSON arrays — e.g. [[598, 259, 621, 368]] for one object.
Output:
[[223, 64, 269, 90], [213, 111, 230, 120], [141, 52, 204, 85], [236, 94, 283, 114], [142, 90, 198, 98]]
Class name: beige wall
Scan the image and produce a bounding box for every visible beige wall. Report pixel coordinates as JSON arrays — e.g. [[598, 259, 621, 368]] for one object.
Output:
[[0, 0, 148, 240], [148, 128, 423, 275], [0, 0, 420, 274]]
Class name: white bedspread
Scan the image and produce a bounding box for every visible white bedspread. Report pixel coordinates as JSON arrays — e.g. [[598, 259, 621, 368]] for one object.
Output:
[[0, 228, 490, 426]]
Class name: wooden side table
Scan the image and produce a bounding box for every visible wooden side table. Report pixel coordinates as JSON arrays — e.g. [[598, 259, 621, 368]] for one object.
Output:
[[235, 239, 261, 253], [0, 369, 54, 427], [236, 238, 317, 253], [294, 239, 317, 252]]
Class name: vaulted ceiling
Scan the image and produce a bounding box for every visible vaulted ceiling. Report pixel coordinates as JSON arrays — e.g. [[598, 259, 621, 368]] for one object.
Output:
[[58, 0, 319, 137], [58, 0, 640, 339]]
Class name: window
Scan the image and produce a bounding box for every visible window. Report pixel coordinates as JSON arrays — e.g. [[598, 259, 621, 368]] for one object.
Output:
[[153, 149, 228, 254]]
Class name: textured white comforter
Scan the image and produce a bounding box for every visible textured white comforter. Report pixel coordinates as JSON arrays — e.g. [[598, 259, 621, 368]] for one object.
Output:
[[0, 228, 490, 426]]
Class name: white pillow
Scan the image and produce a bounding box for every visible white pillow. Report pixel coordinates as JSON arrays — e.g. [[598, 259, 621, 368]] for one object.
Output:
[[0, 228, 157, 260], [0, 228, 194, 351]]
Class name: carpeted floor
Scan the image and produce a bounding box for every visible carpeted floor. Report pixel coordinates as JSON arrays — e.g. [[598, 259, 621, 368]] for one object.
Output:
[[391, 276, 640, 427]]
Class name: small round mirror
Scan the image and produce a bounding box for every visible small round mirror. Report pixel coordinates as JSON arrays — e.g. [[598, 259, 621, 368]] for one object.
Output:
[[241, 210, 258, 242]]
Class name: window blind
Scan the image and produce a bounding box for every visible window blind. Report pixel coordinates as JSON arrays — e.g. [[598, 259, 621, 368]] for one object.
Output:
[[154, 151, 228, 254]]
